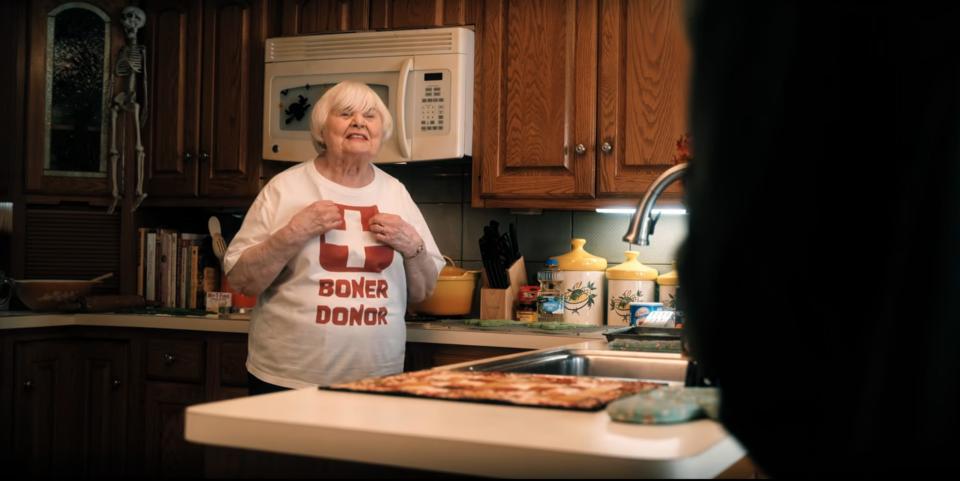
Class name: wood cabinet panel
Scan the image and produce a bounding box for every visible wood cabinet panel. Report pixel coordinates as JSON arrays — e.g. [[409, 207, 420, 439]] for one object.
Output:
[[12, 339, 76, 477], [199, 0, 265, 199], [140, 0, 265, 201], [281, 0, 370, 35], [473, 0, 690, 209], [75, 340, 130, 478], [144, 381, 206, 478], [23, 0, 128, 196], [218, 339, 248, 387], [0, 1, 26, 200], [476, 0, 597, 199], [371, 0, 441, 28], [598, 0, 689, 195], [404, 342, 527, 371], [11, 337, 132, 477], [142, 0, 202, 198]]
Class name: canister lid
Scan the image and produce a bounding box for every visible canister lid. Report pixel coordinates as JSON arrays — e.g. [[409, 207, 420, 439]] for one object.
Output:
[[606, 251, 659, 280], [657, 261, 679, 286], [552, 239, 608, 271]]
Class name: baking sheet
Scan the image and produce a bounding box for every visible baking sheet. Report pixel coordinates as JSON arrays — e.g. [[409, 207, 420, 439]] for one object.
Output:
[[323, 370, 661, 411]]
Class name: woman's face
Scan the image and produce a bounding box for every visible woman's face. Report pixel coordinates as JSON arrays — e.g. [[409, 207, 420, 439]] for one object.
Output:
[[322, 106, 384, 161]]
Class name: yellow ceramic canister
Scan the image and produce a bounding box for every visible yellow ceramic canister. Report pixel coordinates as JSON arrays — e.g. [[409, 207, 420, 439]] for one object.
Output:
[[605, 251, 659, 326], [657, 261, 680, 310], [552, 239, 607, 326]]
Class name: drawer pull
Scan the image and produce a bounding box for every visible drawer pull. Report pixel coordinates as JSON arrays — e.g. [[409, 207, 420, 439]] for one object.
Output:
[[162, 353, 176, 365]]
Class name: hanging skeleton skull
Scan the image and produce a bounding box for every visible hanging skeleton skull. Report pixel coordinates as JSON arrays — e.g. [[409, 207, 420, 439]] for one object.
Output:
[[120, 6, 145, 39]]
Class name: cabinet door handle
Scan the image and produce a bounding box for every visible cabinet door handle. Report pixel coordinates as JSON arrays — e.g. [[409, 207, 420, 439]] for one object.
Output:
[[601, 142, 613, 154], [575, 144, 587, 155], [112, 379, 122, 389], [185, 152, 193, 163], [199, 152, 210, 162], [23, 380, 33, 390], [162, 353, 176, 365]]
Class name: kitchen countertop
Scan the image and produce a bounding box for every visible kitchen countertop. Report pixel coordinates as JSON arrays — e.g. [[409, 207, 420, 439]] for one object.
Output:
[[185, 339, 744, 478], [0, 312, 602, 349]]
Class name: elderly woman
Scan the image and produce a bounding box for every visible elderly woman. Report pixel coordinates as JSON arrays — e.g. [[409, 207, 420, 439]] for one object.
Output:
[[224, 81, 444, 394]]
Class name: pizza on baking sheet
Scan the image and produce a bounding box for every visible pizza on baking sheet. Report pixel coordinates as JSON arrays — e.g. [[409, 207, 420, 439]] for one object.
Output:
[[327, 370, 662, 410]]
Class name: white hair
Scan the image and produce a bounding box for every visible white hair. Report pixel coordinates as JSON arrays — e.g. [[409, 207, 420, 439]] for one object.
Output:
[[310, 80, 393, 154]]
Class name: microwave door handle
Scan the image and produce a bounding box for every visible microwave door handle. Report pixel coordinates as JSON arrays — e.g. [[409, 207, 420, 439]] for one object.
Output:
[[396, 57, 413, 160]]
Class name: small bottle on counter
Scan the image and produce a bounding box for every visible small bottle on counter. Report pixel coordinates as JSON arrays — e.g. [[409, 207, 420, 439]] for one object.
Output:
[[516, 285, 540, 322], [536, 259, 564, 322]]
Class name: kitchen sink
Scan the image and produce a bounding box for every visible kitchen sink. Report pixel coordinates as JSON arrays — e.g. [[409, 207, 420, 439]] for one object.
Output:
[[459, 348, 689, 386]]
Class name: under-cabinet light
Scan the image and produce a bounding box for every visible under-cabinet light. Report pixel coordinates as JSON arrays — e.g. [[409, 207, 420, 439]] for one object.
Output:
[[595, 207, 687, 215]]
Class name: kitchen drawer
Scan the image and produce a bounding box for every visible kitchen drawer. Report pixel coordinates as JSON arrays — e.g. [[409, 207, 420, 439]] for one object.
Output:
[[147, 339, 205, 383]]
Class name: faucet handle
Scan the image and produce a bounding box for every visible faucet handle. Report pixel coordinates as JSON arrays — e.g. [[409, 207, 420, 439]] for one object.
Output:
[[647, 212, 662, 239]]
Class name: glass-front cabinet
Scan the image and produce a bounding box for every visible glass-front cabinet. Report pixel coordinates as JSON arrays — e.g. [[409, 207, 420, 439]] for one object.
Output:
[[25, 0, 126, 196]]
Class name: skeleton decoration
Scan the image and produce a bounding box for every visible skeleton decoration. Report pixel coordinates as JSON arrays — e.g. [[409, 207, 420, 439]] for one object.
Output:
[[107, 6, 148, 213]]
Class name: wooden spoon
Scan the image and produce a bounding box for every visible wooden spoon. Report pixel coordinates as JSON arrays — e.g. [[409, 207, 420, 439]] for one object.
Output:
[[90, 272, 114, 283]]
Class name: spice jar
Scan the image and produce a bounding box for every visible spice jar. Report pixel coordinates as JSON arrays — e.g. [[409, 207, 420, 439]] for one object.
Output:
[[517, 285, 540, 322], [553, 239, 607, 326], [605, 251, 659, 326]]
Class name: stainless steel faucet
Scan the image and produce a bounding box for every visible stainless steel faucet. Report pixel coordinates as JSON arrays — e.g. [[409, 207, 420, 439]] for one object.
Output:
[[623, 163, 688, 245]]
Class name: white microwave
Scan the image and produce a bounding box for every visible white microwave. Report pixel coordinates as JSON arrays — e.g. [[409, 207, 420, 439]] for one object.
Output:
[[263, 27, 474, 163]]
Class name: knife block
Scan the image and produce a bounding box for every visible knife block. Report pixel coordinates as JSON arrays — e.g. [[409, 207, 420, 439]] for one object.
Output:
[[480, 257, 527, 320]]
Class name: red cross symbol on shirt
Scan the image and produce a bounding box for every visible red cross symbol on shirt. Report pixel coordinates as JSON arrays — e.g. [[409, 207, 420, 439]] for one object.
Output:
[[319, 204, 395, 273]]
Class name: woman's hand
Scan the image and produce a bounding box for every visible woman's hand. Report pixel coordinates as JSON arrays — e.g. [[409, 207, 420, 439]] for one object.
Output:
[[369, 213, 423, 258], [285, 201, 344, 245]]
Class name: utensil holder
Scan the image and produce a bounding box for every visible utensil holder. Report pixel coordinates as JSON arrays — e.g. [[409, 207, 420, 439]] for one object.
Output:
[[480, 257, 527, 320]]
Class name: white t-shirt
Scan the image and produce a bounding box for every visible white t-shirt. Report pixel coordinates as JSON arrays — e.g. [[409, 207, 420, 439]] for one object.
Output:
[[223, 160, 444, 388]]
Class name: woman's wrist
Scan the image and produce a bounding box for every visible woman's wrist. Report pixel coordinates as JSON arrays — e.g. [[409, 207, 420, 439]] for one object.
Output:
[[402, 241, 425, 260]]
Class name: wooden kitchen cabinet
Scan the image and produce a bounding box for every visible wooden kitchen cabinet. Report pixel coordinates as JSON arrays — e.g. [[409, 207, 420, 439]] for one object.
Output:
[[10, 334, 133, 478], [143, 381, 206, 478], [279, 0, 370, 35], [279, 0, 475, 36], [140, 0, 268, 202], [370, 0, 476, 29], [473, 0, 690, 209], [22, 0, 129, 197]]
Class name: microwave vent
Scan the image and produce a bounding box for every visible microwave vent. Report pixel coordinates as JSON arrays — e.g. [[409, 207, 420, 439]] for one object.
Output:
[[266, 27, 473, 63]]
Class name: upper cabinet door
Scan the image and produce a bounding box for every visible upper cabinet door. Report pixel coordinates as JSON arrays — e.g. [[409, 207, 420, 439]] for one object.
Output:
[[477, 0, 598, 199], [142, 0, 202, 198], [280, 0, 370, 35], [370, 0, 475, 29], [198, 0, 265, 198], [24, 0, 127, 196], [597, 0, 690, 196]]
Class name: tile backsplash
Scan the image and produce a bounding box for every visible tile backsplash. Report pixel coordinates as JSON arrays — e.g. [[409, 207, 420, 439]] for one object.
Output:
[[379, 160, 687, 318]]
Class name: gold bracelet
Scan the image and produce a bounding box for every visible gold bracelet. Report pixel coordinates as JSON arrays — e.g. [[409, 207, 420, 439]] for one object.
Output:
[[403, 242, 424, 260]]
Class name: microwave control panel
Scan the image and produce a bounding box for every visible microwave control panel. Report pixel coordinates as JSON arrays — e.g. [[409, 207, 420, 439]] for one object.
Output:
[[418, 71, 451, 134]]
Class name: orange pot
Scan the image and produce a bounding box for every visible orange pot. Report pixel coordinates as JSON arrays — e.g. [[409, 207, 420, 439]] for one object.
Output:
[[220, 272, 257, 309], [409, 256, 480, 316]]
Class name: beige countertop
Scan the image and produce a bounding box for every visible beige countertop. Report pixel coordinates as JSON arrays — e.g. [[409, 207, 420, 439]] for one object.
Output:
[[186, 339, 743, 478], [0, 312, 601, 349]]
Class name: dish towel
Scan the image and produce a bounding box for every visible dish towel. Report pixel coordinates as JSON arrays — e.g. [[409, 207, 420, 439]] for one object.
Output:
[[606, 387, 719, 424]]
